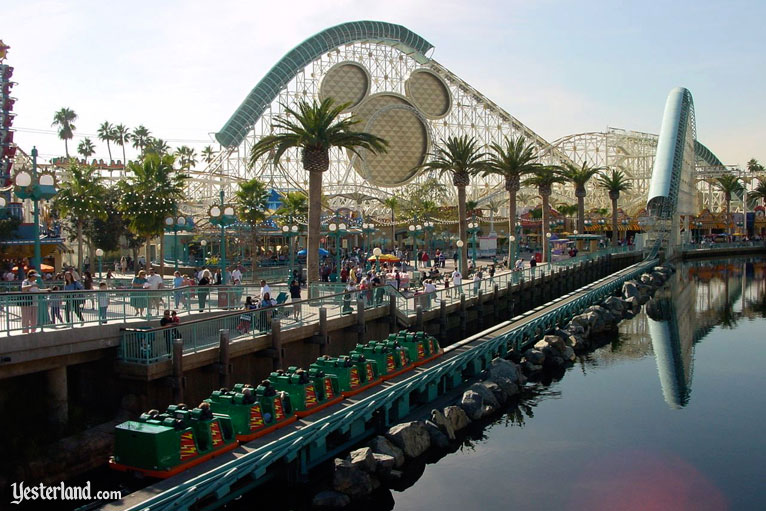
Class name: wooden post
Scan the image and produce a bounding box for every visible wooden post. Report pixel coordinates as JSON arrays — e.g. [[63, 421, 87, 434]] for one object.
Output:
[[172, 337, 184, 403], [356, 297, 365, 344], [476, 290, 484, 330], [319, 307, 328, 356], [271, 319, 282, 371], [415, 304, 423, 331], [389, 294, 397, 333], [459, 293, 467, 338], [439, 299, 447, 341], [218, 329, 230, 389], [492, 284, 499, 322]]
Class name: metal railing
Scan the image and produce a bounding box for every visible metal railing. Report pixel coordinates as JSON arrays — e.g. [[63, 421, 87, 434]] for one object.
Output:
[[681, 240, 766, 251], [0, 283, 288, 336]]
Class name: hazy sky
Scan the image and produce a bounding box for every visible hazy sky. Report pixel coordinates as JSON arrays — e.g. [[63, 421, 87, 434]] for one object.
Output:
[[4, 0, 764, 166]]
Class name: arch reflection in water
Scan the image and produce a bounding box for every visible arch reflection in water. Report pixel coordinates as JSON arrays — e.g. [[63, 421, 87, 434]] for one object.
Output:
[[645, 258, 764, 409]]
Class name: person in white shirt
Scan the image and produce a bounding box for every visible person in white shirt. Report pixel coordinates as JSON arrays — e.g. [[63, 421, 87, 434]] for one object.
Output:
[[230, 267, 242, 284], [259, 279, 271, 299], [146, 269, 165, 314], [423, 279, 437, 309]]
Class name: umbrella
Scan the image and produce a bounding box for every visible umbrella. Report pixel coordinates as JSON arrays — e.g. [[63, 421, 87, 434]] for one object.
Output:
[[14, 264, 54, 273], [367, 254, 400, 262], [297, 248, 330, 257]]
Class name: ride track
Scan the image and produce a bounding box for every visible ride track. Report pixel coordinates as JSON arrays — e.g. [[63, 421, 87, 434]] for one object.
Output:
[[106, 256, 658, 511]]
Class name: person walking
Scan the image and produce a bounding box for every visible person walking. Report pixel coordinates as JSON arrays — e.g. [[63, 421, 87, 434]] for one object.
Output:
[[97, 281, 109, 324], [64, 271, 85, 324], [48, 285, 63, 324], [451, 268, 462, 298], [130, 270, 148, 316], [20, 269, 41, 333], [197, 269, 211, 312], [289, 279, 302, 320], [173, 271, 184, 309]]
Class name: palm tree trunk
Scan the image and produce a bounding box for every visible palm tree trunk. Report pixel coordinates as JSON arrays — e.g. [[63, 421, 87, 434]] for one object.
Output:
[[77, 220, 83, 273], [457, 185, 468, 272], [577, 195, 585, 251], [307, 170, 322, 284], [391, 211, 395, 252], [251, 232, 258, 281], [726, 197, 731, 237], [145, 236, 152, 271], [611, 197, 619, 246], [508, 190, 516, 264], [542, 194, 550, 263], [106, 141, 113, 163], [122, 143, 127, 167]]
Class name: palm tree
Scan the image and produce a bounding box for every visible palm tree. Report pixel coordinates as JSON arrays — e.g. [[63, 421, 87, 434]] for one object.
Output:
[[524, 166, 566, 262], [235, 178, 270, 270], [748, 178, 766, 208], [97, 121, 115, 162], [131, 125, 152, 155], [598, 169, 633, 246], [419, 135, 488, 272], [484, 135, 541, 262], [175, 145, 197, 170], [559, 161, 603, 242], [119, 153, 188, 274], [201, 145, 216, 165], [557, 203, 579, 231], [54, 162, 106, 272], [715, 174, 742, 236], [52, 107, 77, 157], [113, 124, 131, 166], [77, 137, 96, 162], [747, 158, 764, 173], [383, 196, 399, 251], [145, 138, 171, 157], [248, 99, 387, 284]]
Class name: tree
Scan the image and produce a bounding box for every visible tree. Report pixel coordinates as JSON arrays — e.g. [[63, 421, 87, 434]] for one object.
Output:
[[484, 135, 541, 263], [597, 169, 633, 246], [276, 191, 308, 219], [557, 203, 579, 231], [119, 153, 188, 275], [52, 107, 77, 158], [748, 178, 766, 208], [201, 145, 216, 165], [131, 125, 151, 155], [77, 137, 96, 162], [234, 177, 270, 270], [113, 124, 131, 166], [175, 145, 197, 170], [715, 174, 742, 236], [145, 138, 171, 157], [419, 135, 488, 272], [383, 196, 399, 251], [53, 161, 106, 272], [248, 99, 387, 283], [747, 158, 764, 173], [524, 166, 566, 262], [97, 121, 115, 162], [401, 177, 449, 220], [559, 161, 603, 243]]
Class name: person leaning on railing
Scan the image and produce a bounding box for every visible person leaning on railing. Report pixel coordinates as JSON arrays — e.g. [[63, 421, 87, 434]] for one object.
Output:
[[63, 271, 85, 324], [20, 269, 42, 333]]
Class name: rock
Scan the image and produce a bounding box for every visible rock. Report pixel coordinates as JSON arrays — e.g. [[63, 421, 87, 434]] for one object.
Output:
[[603, 296, 626, 315], [569, 334, 588, 351], [369, 435, 405, 468], [488, 357, 525, 385], [624, 296, 641, 314], [372, 453, 396, 478], [543, 334, 567, 353], [443, 405, 471, 431], [564, 322, 585, 335], [460, 389, 486, 420], [388, 469, 404, 480], [386, 421, 431, 458], [348, 447, 376, 473], [523, 361, 543, 373], [490, 376, 520, 398], [523, 349, 545, 365], [651, 271, 666, 285], [312, 490, 351, 508], [482, 380, 508, 405], [622, 280, 640, 299], [468, 382, 501, 408], [560, 345, 576, 362], [424, 420, 450, 449], [333, 458, 376, 497], [430, 409, 456, 440]]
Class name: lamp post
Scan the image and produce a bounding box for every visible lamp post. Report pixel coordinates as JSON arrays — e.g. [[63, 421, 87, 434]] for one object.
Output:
[[282, 223, 300, 279], [362, 222, 376, 269], [13, 147, 57, 272], [328, 220, 347, 281], [422, 221, 435, 265], [408, 223, 422, 268], [200, 239, 207, 265], [96, 248, 104, 280], [164, 215, 187, 271], [546, 232, 552, 263], [373, 247, 382, 272], [467, 220, 480, 268], [456, 240, 464, 274], [208, 189, 237, 283], [509, 235, 516, 267]]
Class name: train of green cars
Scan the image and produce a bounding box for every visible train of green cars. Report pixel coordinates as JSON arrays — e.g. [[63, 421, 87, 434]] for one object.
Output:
[[109, 331, 442, 478]]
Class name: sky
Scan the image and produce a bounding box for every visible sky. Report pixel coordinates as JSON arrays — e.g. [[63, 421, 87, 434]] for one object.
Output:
[[4, 0, 764, 167]]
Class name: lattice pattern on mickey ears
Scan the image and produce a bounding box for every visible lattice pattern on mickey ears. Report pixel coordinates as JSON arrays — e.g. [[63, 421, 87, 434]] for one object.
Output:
[[405, 69, 452, 119], [348, 94, 429, 188], [318, 62, 370, 112]]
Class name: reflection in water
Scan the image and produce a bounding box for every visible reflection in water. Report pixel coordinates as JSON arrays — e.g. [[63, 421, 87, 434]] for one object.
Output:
[[644, 259, 765, 408]]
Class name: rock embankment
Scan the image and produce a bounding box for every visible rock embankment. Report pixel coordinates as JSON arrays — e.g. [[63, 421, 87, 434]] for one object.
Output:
[[314, 263, 674, 507]]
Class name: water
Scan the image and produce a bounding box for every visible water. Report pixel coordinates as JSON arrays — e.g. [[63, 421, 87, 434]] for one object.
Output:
[[392, 258, 766, 511]]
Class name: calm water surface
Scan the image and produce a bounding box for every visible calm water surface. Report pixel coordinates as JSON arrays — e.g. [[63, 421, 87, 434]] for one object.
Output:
[[393, 258, 766, 511]]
